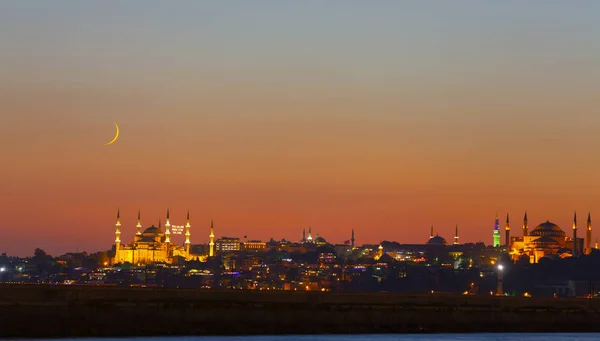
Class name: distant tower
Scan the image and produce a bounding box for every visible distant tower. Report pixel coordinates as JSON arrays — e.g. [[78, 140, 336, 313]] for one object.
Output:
[[136, 210, 142, 236], [505, 213, 510, 248], [165, 209, 171, 244], [209, 220, 215, 257], [377, 243, 384, 259], [493, 214, 501, 247], [522, 212, 528, 236], [430, 225, 434, 239], [351, 228, 355, 248], [302, 228, 306, 243], [454, 225, 459, 245], [185, 210, 191, 257], [586, 213, 592, 255], [307, 227, 313, 243], [573, 211, 578, 256], [114, 208, 121, 253], [595, 239, 598, 250]]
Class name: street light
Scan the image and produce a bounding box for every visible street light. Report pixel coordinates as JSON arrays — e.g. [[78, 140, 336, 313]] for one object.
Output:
[[496, 264, 504, 296]]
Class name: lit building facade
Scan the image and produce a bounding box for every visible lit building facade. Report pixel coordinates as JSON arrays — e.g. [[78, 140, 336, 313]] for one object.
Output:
[[242, 240, 267, 252], [112, 209, 204, 265], [216, 237, 241, 252], [509, 213, 586, 263]]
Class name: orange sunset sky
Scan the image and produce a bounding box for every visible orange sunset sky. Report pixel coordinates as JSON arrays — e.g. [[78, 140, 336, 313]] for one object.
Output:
[[2, 2, 600, 256]]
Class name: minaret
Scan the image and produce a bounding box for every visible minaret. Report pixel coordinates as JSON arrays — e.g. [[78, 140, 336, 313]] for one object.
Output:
[[351, 228, 355, 248], [165, 209, 171, 244], [595, 239, 598, 250], [136, 210, 142, 236], [430, 225, 434, 239], [307, 227, 313, 243], [302, 228, 306, 243], [522, 212, 528, 237], [505, 213, 510, 248], [115, 208, 121, 253], [185, 210, 191, 257], [493, 214, 501, 247], [454, 225, 459, 245], [209, 220, 215, 257], [573, 211, 578, 256], [586, 213, 592, 255]]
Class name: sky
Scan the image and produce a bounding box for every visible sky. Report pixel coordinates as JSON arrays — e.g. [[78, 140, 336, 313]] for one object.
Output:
[[1, 1, 600, 256]]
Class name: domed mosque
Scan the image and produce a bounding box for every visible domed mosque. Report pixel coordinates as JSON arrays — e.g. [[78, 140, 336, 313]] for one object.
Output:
[[426, 225, 448, 245], [508, 212, 588, 263], [112, 209, 204, 265]]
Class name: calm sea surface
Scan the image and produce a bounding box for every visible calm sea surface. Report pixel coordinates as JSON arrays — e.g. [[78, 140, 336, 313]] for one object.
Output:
[[25, 334, 600, 341]]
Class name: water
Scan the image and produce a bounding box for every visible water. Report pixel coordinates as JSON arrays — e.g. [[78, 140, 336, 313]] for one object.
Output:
[[24, 334, 600, 341]]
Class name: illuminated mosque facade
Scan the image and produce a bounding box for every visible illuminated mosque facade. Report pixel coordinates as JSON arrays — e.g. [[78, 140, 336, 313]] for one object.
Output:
[[421, 211, 595, 264], [112, 209, 206, 265], [507, 212, 590, 263]]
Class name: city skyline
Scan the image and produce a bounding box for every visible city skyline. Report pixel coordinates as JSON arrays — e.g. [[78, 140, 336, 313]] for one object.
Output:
[[5, 207, 596, 257], [3, 2, 600, 256]]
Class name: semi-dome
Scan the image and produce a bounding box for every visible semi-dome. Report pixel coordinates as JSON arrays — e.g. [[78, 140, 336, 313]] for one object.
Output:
[[530, 221, 566, 237], [557, 247, 572, 255], [532, 236, 560, 245], [427, 235, 447, 245]]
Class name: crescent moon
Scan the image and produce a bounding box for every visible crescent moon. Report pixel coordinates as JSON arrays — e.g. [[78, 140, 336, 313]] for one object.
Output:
[[104, 121, 120, 146]]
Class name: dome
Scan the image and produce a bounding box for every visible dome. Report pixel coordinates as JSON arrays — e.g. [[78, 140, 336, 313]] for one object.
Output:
[[530, 221, 566, 237], [142, 225, 162, 235], [377, 253, 395, 263], [427, 235, 447, 245], [557, 248, 572, 255]]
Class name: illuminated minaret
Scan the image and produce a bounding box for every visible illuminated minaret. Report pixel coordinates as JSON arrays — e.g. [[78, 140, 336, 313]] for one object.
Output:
[[493, 214, 501, 247], [573, 211, 578, 256], [185, 210, 191, 257], [454, 225, 459, 245], [114, 208, 121, 252], [430, 225, 434, 239], [136, 210, 142, 236], [307, 227, 313, 243], [302, 228, 306, 243], [595, 239, 598, 250], [165, 209, 171, 244], [586, 213, 592, 255], [505, 213, 510, 248], [209, 220, 215, 257], [351, 228, 355, 248], [522, 212, 528, 237]]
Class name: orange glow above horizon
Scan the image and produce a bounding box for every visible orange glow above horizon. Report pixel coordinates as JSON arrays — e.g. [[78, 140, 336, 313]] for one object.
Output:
[[2, 2, 600, 256]]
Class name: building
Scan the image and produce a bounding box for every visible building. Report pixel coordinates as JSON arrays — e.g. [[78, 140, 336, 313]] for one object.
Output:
[[428, 225, 448, 245], [112, 209, 204, 265], [242, 240, 267, 252], [509, 212, 585, 263], [216, 237, 241, 252], [493, 215, 501, 247]]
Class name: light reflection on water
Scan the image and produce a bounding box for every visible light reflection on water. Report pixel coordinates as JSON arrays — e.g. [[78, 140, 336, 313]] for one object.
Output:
[[29, 334, 600, 341]]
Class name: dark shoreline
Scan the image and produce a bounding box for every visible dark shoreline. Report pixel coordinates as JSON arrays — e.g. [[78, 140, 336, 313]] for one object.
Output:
[[3, 284, 600, 338]]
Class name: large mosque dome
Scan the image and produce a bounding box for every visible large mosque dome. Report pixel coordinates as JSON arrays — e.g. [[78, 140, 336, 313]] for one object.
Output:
[[142, 225, 162, 235], [427, 235, 448, 245], [530, 221, 566, 237]]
